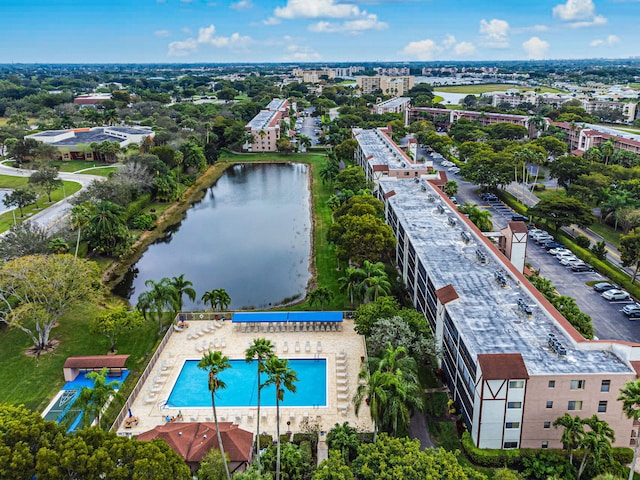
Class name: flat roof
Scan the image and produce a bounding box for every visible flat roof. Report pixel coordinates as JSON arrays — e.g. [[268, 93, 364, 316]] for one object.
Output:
[[376, 97, 410, 108], [30, 130, 69, 137], [266, 98, 287, 111], [247, 109, 279, 130], [29, 127, 153, 147], [378, 178, 633, 376], [353, 128, 424, 171]]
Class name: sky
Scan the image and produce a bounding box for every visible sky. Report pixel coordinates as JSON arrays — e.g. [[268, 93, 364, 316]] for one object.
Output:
[[1, 0, 639, 64]]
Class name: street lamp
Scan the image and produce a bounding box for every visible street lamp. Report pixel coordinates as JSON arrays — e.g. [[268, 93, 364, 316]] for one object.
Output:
[[62, 182, 66, 202]]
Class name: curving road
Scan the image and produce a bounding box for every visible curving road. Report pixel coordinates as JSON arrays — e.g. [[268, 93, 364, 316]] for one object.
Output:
[[0, 163, 106, 232]]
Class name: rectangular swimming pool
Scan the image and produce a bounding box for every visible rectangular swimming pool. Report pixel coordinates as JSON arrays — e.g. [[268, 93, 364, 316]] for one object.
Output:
[[166, 358, 327, 408]]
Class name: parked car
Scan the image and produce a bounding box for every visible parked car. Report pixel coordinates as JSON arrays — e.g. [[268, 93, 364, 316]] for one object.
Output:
[[593, 282, 619, 293], [448, 167, 460, 173], [602, 289, 631, 301], [543, 242, 565, 251], [571, 264, 594, 272], [512, 214, 529, 222], [623, 304, 640, 319], [549, 247, 571, 256], [559, 257, 582, 266], [480, 193, 498, 201], [555, 252, 576, 260], [450, 196, 458, 204], [530, 230, 549, 240], [536, 235, 554, 245]]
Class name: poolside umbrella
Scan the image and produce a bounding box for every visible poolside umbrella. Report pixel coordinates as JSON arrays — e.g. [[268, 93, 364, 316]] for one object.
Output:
[[128, 408, 133, 418]]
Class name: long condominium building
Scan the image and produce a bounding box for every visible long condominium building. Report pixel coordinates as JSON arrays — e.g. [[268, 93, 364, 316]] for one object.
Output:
[[353, 127, 640, 450], [244, 98, 289, 152], [356, 76, 415, 95]]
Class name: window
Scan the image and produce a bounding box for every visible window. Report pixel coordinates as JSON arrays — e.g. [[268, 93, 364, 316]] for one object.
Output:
[[509, 380, 525, 389], [503, 441, 518, 449], [507, 402, 522, 409], [570, 380, 586, 390], [548, 380, 555, 388], [544, 421, 551, 429], [598, 401, 608, 413], [568, 401, 583, 411], [546, 401, 553, 409], [506, 422, 520, 429], [601, 380, 611, 392], [541, 441, 548, 449]]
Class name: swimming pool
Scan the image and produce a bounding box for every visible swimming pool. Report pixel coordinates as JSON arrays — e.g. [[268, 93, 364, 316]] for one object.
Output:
[[166, 359, 327, 408]]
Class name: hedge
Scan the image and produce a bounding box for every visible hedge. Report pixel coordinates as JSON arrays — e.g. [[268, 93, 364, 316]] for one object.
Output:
[[358, 432, 376, 444], [124, 193, 152, 221], [461, 432, 634, 469], [292, 432, 318, 445], [256, 434, 273, 449]]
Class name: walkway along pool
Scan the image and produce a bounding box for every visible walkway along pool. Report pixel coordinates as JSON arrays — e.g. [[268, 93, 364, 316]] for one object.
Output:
[[166, 358, 327, 408]]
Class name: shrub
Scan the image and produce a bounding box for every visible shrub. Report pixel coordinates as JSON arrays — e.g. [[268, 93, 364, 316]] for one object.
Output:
[[461, 432, 522, 467], [129, 213, 156, 230], [124, 192, 151, 220], [292, 432, 317, 445], [358, 432, 375, 444], [575, 234, 591, 249], [280, 433, 291, 444], [257, 433, 273, 449]]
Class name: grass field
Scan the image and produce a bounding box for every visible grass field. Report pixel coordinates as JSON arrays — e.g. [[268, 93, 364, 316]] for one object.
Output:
[[613, 127, 640, 135], [435, 84, 564, 94], [0, 176, 82, 233], [433, 95, 444, 103]]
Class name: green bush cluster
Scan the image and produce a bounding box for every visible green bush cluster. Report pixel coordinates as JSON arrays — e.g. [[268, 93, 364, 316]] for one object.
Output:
[[292, 432, 318, 445], [129, 213, 157, 230], [358, 432, 375, 444], [124, 192, 151, 220], [257, 433, 273, 449]]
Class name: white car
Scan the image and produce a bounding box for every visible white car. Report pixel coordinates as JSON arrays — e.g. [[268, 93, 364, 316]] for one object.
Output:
[[448, 167, 460, 173], [555, 252, 575, 260], [530, 231, 550, 241], [602, 289, 631, 301], [442, 161, 453, 167], [560, 257, 583, 266], [549, 248, 571, 256]]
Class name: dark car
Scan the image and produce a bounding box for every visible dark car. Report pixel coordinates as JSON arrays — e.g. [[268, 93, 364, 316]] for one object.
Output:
[[480, 193, 498, 201], [571, 264, 594, 272], [593, 282, 619, 293], [543, 241, 565, 250], [628, 310, 640, 319], [512, 214, 529, 222]]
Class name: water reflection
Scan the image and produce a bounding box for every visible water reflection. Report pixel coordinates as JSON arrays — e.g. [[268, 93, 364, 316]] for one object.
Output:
[[114, 163, 312, 311]]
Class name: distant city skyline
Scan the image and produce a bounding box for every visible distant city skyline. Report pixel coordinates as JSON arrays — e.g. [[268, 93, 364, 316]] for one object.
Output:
[[1, 0, 639, 64]]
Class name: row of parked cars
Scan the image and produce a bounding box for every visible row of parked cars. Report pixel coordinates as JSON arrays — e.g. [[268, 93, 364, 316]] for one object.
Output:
[[592, 283, 639, 318], [440, 160, 460, 174], [530, 229, 596, 273]]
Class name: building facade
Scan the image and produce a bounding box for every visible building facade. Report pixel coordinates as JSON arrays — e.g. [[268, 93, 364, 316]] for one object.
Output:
[[372, 97, 411, 115], [356, 76, 415, 95], [244, 98, 290, 152]]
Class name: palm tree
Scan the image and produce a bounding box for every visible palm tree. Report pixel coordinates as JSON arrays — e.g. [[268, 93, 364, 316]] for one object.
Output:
[[198, 351, 232, 480], [263, 356, 298, 480], [618, 379, 640, 480], [600, 140, 615, 165], [137, 278, 178, 335], [553, 413, 585, 465], [245, 339, 275, 474], [201, 289, 217, 310], [169, 274, 196, 312], [362, 275, 391, 303], [74, 368, 120, 430], [577, 416, 615, 480], [354, 369, 389, 442], [338, 267, 365, 306], [70, 203, 92, 257], [307, 287, 334, 311], [216, 289, 231, 311]]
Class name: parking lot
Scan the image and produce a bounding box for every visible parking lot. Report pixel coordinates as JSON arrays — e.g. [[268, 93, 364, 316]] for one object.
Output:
[[427, 150, 640, 343]]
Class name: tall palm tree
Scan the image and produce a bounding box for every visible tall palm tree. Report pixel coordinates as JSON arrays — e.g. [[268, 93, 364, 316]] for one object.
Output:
[[618, 379, 640, 480], [354, 369, 389, 442], [74, 368, 120, 430], [362, 275, 391, 303], [198, 351, 232, 480], [201, 289, 217, 310], [338, 267, 365, 306], [263, 356, 298, 480], [577, 416, 615, 480], [169, 274, 196, 312], [245, 339, 275, 474], [307, 287, 334, 311], [137, 278, 178, 335], [216, 289, 231, 311], [600, 139, 615, 165], [553, 413, 585, 465]]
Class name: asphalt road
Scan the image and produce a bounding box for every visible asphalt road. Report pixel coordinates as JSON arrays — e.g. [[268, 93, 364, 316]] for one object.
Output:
[[426, 151, 640, 343], [0, 163, 105, 232]]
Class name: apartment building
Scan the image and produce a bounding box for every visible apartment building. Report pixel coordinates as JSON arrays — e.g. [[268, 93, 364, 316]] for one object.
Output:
[[581, 99, 638, 123], [372, 97, 411, 115], [352, 127, 432, 181], [406, 107, 533, 130], [551, 121, 640, 156], [244, 98, 289, 152], [374, 66, 410, 76], [356, 76, 415, 95], [374, 175, 640, 449]]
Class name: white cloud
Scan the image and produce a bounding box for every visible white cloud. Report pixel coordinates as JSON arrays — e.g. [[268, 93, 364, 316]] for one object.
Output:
[[479, 18, 510, 48], [282, 44, 321, 61], [401, 39, 442, 60], [553, 0, 595, 20], [590, 34, 620, 46], [308, 13, 387, 34], [522, 36, 550, 59], [274, 0, 362, 19], [230, 0, 253, 10], [569, 15, 607, 28], [263, 17, 281, 25], [401, 35, 476, 60], [168, 24, 252, 57], [453, 41, 477, 56], [154, 29, 171, 38], [168, 38, 198, 57]]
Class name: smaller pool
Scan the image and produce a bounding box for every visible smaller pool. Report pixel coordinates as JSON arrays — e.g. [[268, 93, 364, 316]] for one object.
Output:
[[166, 359, 327, 408]]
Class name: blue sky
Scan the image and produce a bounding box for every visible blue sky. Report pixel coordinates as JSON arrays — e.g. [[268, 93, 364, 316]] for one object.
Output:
[[1, 0, 638, 63]]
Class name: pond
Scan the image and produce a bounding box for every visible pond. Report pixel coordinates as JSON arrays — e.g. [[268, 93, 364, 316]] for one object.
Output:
[[114, 163, 312, 310]]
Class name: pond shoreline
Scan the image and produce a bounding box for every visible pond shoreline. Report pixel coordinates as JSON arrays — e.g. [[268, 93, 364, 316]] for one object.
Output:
[[103, 160, 316, 309]]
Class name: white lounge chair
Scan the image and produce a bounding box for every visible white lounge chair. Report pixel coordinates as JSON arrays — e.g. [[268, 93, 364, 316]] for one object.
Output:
[[316, 341, 322, 353], [220, 337, 226, 348], [144, 395, 156, 404], [282, 341, 289, 353], [337, 393, 350, 402], [295, 341, 301, 352], [305, 341, 311, 353], [191, 412, 200, 422], [247, 411, 255, 421], [213, 338, 220, 348]]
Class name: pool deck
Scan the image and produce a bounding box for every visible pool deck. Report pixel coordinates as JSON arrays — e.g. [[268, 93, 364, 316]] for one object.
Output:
[[118, 319, 374, 437]]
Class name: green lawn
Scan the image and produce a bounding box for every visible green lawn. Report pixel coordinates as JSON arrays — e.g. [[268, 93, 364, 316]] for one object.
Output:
[[0, 176, 82, 233], [435, 84, 564, 94], [613, 127, 640, 135], [79, 167, 117, 177], [588, 221, 623, 250], [533, 186, 566, 201], [433, 95, 444, 103]]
